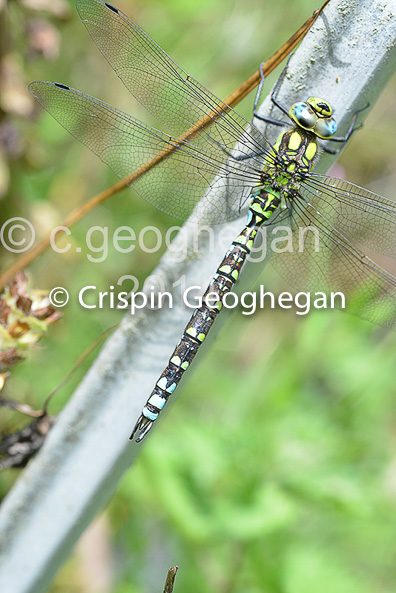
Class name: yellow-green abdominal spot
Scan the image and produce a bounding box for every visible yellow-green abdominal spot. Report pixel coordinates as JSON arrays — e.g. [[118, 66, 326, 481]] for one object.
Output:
[[251, 202, 267, 215], [219, 265, 232, 274], [234, 234, 248, 245]]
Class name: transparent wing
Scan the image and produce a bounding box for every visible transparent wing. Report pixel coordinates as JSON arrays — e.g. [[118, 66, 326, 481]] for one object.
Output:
[[29, 82, 269, 223], [75, 0, 266, 142], [269, 193, 396, 329], [302, 175, 396, 257]]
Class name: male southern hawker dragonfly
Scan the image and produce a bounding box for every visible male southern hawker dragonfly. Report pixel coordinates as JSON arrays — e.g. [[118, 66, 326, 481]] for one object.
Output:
[[29, 0, 396, 442]]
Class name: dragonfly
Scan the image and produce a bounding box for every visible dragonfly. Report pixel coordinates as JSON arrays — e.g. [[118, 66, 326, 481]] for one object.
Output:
[[29, 0, 396, 442]]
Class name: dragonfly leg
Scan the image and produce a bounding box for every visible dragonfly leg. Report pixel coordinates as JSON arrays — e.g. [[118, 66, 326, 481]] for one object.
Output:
[[321, 102, 370, 154], [253, 113, 289, 128], [253, 55, 294, 126], [253, 66, 288, 126]]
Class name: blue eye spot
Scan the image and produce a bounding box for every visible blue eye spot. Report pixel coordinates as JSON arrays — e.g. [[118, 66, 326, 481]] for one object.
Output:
[[290, 102, 316, 129]]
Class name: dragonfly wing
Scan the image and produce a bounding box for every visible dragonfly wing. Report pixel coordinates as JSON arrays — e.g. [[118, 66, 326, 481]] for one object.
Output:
[[301, 174, 396, 257], [29, 82, 263, 223], [268, 194, 396, 329], [75, 0, 272, 157]]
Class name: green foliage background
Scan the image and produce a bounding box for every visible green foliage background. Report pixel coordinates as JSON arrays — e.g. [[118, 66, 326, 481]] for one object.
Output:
[[0, 0, 395, 591]]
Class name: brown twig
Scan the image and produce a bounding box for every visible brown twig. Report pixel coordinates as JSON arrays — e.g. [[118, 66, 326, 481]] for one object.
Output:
[[163, 566, 179, 593]]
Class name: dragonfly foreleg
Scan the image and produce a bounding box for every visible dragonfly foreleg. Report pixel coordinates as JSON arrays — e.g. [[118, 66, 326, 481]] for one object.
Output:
[[253, 56, 295, 126], [321, 102, 370, 154]]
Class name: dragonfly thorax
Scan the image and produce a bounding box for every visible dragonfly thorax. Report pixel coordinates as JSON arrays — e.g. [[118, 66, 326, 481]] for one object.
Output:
[[268, 128, 318, 191], [289, 97, 337, 139]]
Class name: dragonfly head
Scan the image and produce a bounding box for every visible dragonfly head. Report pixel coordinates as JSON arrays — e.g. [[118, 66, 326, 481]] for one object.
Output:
[[289, 98, 337, 139]]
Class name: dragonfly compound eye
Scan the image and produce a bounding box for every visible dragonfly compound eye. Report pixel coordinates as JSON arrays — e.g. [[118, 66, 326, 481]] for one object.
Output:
[[314, 117, 337, 139], [307, 97, 333, 117], [289, 102, 316, 130]]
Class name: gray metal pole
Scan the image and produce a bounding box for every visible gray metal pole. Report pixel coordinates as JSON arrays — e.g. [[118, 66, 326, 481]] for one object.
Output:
[[0, 1, 394, 591]]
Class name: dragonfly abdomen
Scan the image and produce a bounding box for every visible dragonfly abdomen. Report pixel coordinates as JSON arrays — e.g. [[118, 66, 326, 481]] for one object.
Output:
[[131, 189, 281, 441]]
